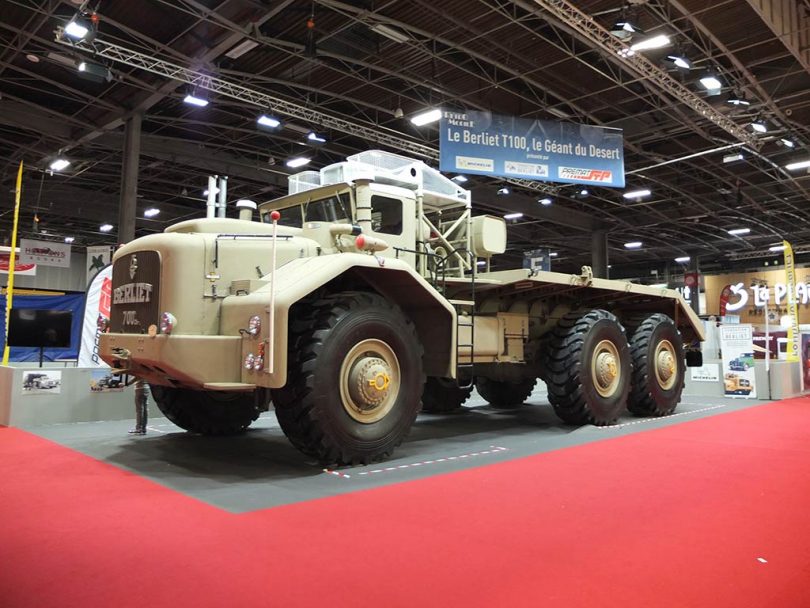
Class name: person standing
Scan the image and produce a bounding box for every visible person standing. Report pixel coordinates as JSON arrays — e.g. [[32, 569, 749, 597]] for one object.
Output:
[[128, 379, 149, 434]]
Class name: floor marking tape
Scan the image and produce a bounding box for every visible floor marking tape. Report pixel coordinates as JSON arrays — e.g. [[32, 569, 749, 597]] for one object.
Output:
[[352, 446, 509, 478], [596, 404, 728, 430], [322, 469, 351, 479]]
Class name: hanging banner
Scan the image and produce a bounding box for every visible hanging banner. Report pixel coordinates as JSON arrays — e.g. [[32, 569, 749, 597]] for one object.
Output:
[[719, 324, 757, 399], [86, 245, 112, 285], [19, 238, 71, 268], [78, 265, 113, 367], [783, 240, 800, 363], [0, 248, 36, 276], [440, 110, 625, 187]]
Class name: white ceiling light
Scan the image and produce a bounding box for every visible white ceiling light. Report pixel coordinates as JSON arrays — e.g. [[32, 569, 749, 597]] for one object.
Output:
[[674, 256, 690, 263], [780, 138, 795, 148], [699, 73, 722, 91], [144, 208, 160, 218], [183, 93, 208, 107], [750, 120, 767, 133], [579, 188, 589, 197], [64, 236, 75, 244], [623, 189, 651, 199], [99, 224, 114, 233], [723, 153, 744, 163], [785, 159, 810, 171], [497, 187, 511, 196], [610, 19, 639, 40], [64, 19, 89, 40], [307, 132, 327, 144], [225, 39, 259, 59], [727, 96, 750, 106], [649, 283, 668, 289], [257, 114, 281, 128], [727, 228, 751, 235], [286, 157, 311, 168], [630, 34, 671, 52], [539, 197, 553, 206], [503, 212, 523, 220], [49, 158, 70, 171], [769, 245, 786, 252], [370, 24, 410, 44], [666, 54, 691, 69], [451, 175, 468, 183], [549, 252, 559, 257], [202, 187, 219, 196], [410, 108, 442, 126], [624, 241, 643, 249]]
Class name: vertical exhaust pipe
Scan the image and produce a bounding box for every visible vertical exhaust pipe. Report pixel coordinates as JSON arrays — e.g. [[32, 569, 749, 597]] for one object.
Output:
[[217, 175, 228, 218], [206, 175, 217, 218]]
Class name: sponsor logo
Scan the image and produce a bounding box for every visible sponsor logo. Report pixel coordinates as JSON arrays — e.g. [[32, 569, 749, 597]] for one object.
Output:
[[505, 161, 549, 177], [456, 156, 495, 172], [557, 167, 614, 183]]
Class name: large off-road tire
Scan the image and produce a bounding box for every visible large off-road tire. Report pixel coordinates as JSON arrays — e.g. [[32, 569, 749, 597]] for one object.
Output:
[[149, 385, 262, 435], [421, 377, 472, 413], [475, 376, 536, 408], [270, 292, 424, 465], [628, 313, 685, 417], [546, 309, 631, 426]]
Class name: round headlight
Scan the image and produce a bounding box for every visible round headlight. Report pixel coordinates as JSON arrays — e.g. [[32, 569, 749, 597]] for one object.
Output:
[[160, 312, 177, 334], [248, 315, 261, 336], [253, 355, 264, 371], [244, 353, 255, 370]]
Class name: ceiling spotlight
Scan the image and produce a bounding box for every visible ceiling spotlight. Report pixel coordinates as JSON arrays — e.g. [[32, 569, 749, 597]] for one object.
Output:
[[306, 132, 327, 144], [610, 19, 640, 41], [539, 197, 553, 206], [622, 189, 651, 199], [665, 53, 691, 69], [77, 60, 112, 83], [183, 92, 208, 107], [451, 175, 468, 183], [579, 188, 589, 197], [503, 212, 523, 220], [144, 208, 160, 218], [64, 236, 75, 244], [25, 53, 40, 63], [64, 16, 92, 40], [497, 187, 511, 196], [723, 153, 744, 163], [630, 34, 670, 52], [393, 107, 404, 118], [674, 256, 690, 263], [750, 120, 767, 133], [549, 252, 559, 257], [727, 227, 751, 235], [410, 108, 442, 126], [727, 95, 750, 106], [780, 138, 795, 148], [286, 157, 311, 168], [49, 158, 70, 171], [699, 71, 722, 91], [624, 241, 643, 249], [257, 114, 281, 128], [99, 223, 114, 233], [785, 159, 810, 171]]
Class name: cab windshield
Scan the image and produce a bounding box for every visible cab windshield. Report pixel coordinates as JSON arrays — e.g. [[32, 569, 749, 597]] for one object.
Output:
[[262, 193, 352, 228]]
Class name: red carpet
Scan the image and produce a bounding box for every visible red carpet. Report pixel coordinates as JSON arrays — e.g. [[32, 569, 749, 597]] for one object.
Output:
[[2, 398, 810, 607]]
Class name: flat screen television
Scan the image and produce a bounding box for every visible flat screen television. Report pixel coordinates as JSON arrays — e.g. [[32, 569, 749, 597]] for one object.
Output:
[[7, 309, 73, 348]]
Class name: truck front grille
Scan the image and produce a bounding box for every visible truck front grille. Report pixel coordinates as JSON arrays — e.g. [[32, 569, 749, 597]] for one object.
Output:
[[110, 251, 161, 334]]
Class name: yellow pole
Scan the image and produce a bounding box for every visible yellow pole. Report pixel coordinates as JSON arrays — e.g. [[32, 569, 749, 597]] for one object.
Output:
[[2, 161, 23, 365]]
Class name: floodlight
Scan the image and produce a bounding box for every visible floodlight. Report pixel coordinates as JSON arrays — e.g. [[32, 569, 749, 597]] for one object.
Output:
[[64, 18, 90, 40], [723, 153, 744, 163], [674, 256, 690, 263], [183, 93, 208, 107], [699, 71, 722, 91], [665, 53, 691, 69], [99, 224, 114, 232], [49, 158, 70, 171], [503, 212, 523, 220], [307, 132, 327, 144], [286, 157, 311, 168], [539, 197, 553, 206], [623, 189, 651, 199], [727, 228, 751, 235], [144, 208, 160, 218], [410, 108, 442, 126], [750, 120, 767, 133], [624, 241, 643, 249], [785, 159, 810, 171], [257, 114, 281, 128], [630, 34, 670, 51]]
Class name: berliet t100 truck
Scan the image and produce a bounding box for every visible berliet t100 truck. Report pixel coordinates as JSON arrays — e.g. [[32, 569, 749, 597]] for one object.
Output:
[[100, 150, 704, 465]]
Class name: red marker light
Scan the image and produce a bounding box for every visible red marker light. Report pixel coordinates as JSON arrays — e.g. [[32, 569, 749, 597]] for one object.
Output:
[[270, 210, 281, 221], [355, 235, 365, 249]]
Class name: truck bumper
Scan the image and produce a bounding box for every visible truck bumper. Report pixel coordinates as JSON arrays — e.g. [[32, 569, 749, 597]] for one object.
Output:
[[99, 333, 243, 390]]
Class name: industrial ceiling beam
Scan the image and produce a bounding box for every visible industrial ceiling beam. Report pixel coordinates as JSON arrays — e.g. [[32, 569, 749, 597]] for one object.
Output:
[[745, 0, 810, 74], [526, 0, 760, 148]]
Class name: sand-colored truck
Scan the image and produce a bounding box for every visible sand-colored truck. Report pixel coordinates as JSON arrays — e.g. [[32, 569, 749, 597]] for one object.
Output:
[[100, 150, 704, 465]]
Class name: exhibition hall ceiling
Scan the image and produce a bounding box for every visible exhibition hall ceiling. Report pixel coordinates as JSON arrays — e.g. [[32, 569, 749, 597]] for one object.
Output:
[[1, 0, 809, 277]]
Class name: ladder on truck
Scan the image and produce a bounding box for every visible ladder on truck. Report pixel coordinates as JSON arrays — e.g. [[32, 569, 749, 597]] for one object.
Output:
[[442, 249, 476, 389]]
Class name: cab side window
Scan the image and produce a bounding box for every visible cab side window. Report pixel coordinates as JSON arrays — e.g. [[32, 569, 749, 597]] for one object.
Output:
[[370, 196, 402, 235]]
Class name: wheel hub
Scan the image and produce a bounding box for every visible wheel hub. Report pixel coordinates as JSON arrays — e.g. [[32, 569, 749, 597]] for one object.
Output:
[[654, 339, 677, 390], [348, 357, 392, 410], [339, 338, 401, 424], [592, 339, 621, 398]]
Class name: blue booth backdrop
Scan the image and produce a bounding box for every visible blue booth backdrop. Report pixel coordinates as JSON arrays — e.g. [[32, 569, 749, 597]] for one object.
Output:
[[0, 294, 85, 362]]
